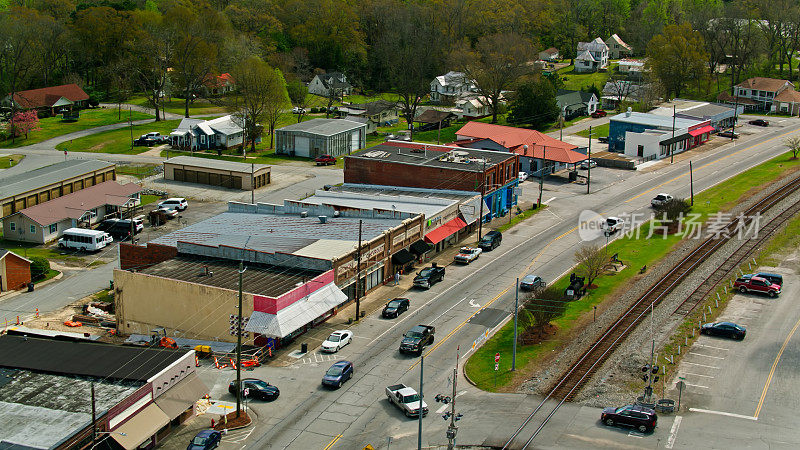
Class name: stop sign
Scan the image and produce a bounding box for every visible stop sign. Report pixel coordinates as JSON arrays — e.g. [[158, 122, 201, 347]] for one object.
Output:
[[495, 353, 500, 363]]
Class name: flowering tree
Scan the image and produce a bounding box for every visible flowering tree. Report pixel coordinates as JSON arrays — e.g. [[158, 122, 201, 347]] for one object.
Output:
[[6, 111, 41, 139]]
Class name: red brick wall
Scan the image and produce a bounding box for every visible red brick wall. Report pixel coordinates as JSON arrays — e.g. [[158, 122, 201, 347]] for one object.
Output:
[[345, 158, 482, 191], [120, 243, 178, 270], [3, 253, 31, 290]]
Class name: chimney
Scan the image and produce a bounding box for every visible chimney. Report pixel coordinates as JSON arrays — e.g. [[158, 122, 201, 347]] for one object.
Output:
[[626, 107, 632, 117], [318, 215, 328, 224]]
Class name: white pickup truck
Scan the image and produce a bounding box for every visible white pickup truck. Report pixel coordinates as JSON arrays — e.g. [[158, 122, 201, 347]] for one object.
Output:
[[386, 384, 428, 418]]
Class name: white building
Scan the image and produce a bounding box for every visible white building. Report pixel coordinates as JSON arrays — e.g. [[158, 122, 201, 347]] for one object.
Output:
[[575, 38, 609, 73], [430, 71, 475, 104]]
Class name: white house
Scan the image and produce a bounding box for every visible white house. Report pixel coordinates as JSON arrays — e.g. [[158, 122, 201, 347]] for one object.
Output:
[[169, 115, 245, 151], [555, 90, 598, 119], [605, 34, 632, 59], [430, 71, 475, 104], [308, 72, 353, 97], [575, 38, 609, 73], [454, 95, 492, 119], [539, 47, 560, 62]]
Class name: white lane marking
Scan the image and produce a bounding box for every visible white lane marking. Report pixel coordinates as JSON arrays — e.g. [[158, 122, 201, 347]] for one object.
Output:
[[627, 431, 644, 438], [689, 408, 758, 421], [543, 197, 557, 205], [688, 352, 726, 360], [695, 344, 729, 351], [665, 416, 682, 449], [684, 382, 709, 389], [468, 299, 481, 308], [429, 297, 467, 324], [683, 362, 720, 369], [682, 372, 714, 378]]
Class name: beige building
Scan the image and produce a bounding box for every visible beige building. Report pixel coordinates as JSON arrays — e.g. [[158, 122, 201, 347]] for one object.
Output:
[[163, 156, 270, 190]]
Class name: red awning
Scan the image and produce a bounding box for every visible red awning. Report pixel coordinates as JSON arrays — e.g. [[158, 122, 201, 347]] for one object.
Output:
[[689, 125, 715, 137], [424, 217, 467, 244]]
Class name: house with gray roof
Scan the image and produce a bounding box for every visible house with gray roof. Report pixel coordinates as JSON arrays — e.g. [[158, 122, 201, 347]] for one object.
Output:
[[575, 38, 609, 73], [308, 72, 353, 97], [275, 118, 366, 158], [556, 89, 599, 119], [169, 115, 244, 151]]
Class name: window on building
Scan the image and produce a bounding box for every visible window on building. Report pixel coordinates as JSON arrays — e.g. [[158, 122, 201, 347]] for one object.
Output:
[[30, 225, 36, 233], [9, 222, 15, 231], [49, 223, 57, 234]]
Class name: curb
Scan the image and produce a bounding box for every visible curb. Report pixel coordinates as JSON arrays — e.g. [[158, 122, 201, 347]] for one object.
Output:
[[0, 271, 63, 303]]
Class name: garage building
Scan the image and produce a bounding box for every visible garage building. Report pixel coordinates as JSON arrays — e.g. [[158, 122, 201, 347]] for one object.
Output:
[[274, 118, 367, 158], [163, 156, 270, 190]]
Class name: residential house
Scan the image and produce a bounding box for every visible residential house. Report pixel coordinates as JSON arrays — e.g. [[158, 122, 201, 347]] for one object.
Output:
[[169, 115, 245, 151], [617, 58, 646, 78], [308, 72, 353, 97], [601, 81, 649, 109], [575, 38, 609, 73], [718, 77, 800, 114], [454, 95, 492, 119], [338, 100, 400, 133], [2, 180, 142, 244], [202, 73, 235, 96], [609, 109, 713, 160], [605, 34, 632, 59], [430, 71, 475, 104], [2, 84, 89, 116], [0, 250, 31, 292], [539, 47, 560, 62], [556, 89, 599, 119], [275, 118, 366, 158]]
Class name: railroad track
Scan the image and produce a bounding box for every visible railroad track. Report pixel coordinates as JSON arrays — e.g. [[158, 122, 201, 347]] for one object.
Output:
[[502, 174, 800, 450]]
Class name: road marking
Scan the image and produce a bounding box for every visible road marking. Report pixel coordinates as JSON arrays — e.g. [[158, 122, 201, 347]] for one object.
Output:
[[695, 344, 729, 351], [689, 408, 757, 421], [688, 352, 726, 360], [754, 313, 800, 418], [627, 431, 644, 438], [665, 416, 682, 449], [683, 362, 719, 369], [322, 434, 342, 450], [468, 299, 481, 308], [682, 372, 714, 378], [684, 382, 709, 389], [435, 390, 467, 413], [428, 297, 467, 324], [543, 197, 557, 205]]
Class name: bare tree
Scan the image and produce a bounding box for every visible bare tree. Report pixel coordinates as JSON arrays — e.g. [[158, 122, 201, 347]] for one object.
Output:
[[785, 136, 800, 159], [574, 244, 607, 287], [519, 286, 566, 341], [131, 11, 176, 121]]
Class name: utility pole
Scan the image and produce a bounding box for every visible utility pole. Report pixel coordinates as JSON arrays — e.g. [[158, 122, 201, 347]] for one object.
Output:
[[354, 220, 363, 321], [732, 92, 739, 140], [251, 163, 255, 204], [446, 366, 458, 450], [236, 260, 245, 418], [91, 382, 97, 447], [690, 161, 694, 206], [478, 159, 487, 241], [646, 302, 655, 402], [129, 107, 134, 151], [670, 105, 676, 164], [418, 354, 424, 450], [129, 202, 135, 244], [538, 146, 546, 208], [586, 126, 592, 195], [512, 278, 518, 371], [559, 113, 564, 142], [437, 118, 442, 145]]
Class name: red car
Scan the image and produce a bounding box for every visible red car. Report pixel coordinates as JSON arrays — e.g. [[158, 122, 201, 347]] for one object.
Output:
[[591, 109, 607, 118], [315, 154, 336, 165], [733, 276, 781, 297]]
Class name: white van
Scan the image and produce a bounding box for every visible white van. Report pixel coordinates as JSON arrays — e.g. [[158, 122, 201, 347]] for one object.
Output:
[[58, 228, 113, 251]]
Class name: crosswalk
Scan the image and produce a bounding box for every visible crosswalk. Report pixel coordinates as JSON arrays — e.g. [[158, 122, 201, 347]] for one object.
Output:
[[295, 351, 342, 366]]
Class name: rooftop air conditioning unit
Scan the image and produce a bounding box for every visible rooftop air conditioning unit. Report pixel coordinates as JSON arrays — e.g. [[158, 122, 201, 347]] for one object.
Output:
[[318, 215, 328, 224]]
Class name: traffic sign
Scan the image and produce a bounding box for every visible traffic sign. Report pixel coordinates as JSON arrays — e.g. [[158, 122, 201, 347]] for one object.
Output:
[[494, 363, 499, 371], [495, 352, 500, 363]]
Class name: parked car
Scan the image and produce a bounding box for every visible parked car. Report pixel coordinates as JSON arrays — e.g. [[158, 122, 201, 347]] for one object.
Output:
[[700, 322, 746, 340], [413, 264, 445, 289], [315, 154, 336, 165], [650, 193, 674, 207], [520, 274, 545, 291], [749, 119, 769, 127], [386, 383, 428, 417], [740, 272, 783, 286], [187, 430, 222, 450], [597, 136, 609, 144], [591, 109, 607, 118], [382, 298, 410, 318], [321, 330, 353, 353], [156, 206, 179, 218], [602, 216, 625, 234], [734, 276, 781, 297], [96, 219, 141, 240], [518, 171, 529, 182], [478, 230, 502, 251], [580, 159, 597, 169], [133, 137, 157, 147], [399, 325, 435, 355], [454, 246, 482, 264], [292, 107, 306, 114], [718, 130, 739, 139], [601, 404, 657, 433], [322, 360, 354, 388], [158, 198, 188, 211], [228, 378, 279, 401]]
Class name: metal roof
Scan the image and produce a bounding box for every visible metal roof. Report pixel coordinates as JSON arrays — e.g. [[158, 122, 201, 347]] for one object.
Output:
[[299, 189, 456, 219], [0, 160, 115, 201], [348, 143, 514, 172], [164, 156, 270, 174], [245, 283, 347, 338], [277, 118, 366, 136], [610, 111, 703, 129]]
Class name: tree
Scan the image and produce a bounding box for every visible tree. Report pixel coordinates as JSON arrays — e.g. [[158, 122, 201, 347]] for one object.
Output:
[[654, 198, 692, 232], [30, 256, 50, 281], [646, 23, 708, 98], [286, 78, 309, 123], [452, 32, 535, 123], [130, 10, 176, 122], [574, 243, 607, 287], [262, 69, 291, 149], [506, 75, 560, 129], [5, 110, 41, 139], [785, 136, 800, 159], [519, 286, 567, 341]]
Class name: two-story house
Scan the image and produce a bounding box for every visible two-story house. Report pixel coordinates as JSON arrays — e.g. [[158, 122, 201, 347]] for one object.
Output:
[[308, 72, 353, 97], [338, 100, 400, 133], [430, 71, 475, 104], [718, 77, 800, 115], [605, 34, 632, 59], [575, 38, 609, 73]]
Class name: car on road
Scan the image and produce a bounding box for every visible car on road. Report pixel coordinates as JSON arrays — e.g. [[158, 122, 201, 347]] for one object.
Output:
[[597, 136, 609, 144], [700, 321, 746, 340], [315, 154, 336, 165], [580, 159, 597, 170], [228, 378, 279, 401], [478, 230, 502, 251], [718, 130, 739, 139], [382, 298, 410, 318], [399, 325, 435, 355], [740, 272, 783, 286], [601, 404, 657, 433], [734, 275, 781, 297], [520, 274, 545, 291], [386, 384, 428, 417], [591, 109, 607, 118], [602, 216, 625, 234], [413, 264, 445, 289], [749, 119, 769, 127], [518, 171, 529, 182], [187, 430, 221, 450], [454, 246, 482, 264], [650, 193, 673, 207], [158, 198, 188, 211], [322, 360, 353, 388], [321, 330, 353, 353]]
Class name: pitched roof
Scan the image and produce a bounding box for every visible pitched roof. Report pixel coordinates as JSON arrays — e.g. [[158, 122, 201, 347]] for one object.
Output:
[[434, 71, 469, 87], [14, 181, 142, 226], [0, 250, 32, 264], [316, 72, 351, 90], [348, 100, 398, 116], [735, 77, 793, 93], [774, 88, 800, 103], [10, 84, 89, 110], [717, 91, 761, 106], [556, 90, 597, 108], [541, 47, 559, 55], [575, 50, 596, 62], [578, 38, 608, 52], [453, 121, 579, 158], [415, 109, 457, 123], [277, 118, 365, 135], [0, 160, 115, 202], [172, 115, 243, 136], [606, 34, 631, 50]]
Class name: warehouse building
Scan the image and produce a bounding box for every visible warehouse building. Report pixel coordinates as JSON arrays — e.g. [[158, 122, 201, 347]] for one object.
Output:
[[274, 118, 366, 158], [0, 160, 117, 219], [163, 156, 270, 190]]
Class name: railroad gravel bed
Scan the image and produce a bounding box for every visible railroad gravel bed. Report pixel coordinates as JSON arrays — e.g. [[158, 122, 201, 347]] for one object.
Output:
[[519, 172, 800, 408]]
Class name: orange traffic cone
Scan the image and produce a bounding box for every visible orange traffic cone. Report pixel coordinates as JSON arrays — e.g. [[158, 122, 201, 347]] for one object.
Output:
[[34, 308, 39, 318]]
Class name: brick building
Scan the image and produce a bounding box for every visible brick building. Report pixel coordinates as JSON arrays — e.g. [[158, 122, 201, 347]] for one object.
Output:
[[0, 250, 31, 292]]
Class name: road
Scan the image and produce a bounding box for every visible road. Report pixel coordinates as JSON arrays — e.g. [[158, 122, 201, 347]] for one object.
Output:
[[152, 116, 800, 450]]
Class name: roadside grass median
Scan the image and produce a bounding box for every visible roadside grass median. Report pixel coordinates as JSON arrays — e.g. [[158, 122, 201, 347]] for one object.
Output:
[[55, 120, 181, 154], [466, 149, 800, 392], [0, 154, 23, 168], [127, 96, 227, 116], [576, 123, 609, 138]]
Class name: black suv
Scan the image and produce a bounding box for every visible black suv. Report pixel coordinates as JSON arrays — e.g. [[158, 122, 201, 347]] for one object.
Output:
[[479, 230, 502, 251], [97, 219, 140, 240], [399, 325, 435, 355], [382, 298, 410, 318], [413, 264, 445, 289], [601, 404, 657, 433], [228, 378, 279, 401]]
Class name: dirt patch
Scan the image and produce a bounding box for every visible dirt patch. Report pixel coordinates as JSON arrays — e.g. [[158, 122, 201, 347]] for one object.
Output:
[[213, 410, 251, 430], [88, 143, 107, 151], [22, 290, 116, 341], [518, 324, 558, 346]]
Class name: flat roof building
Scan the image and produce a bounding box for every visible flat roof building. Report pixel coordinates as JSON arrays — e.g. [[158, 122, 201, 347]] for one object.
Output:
[[275, 118, 366, 158], [651, 100, 742, 131], [163, 156, 270, 190], [609, 109, 713, 160]]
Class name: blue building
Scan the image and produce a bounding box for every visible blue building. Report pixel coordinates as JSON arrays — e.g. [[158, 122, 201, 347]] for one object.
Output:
[[608, 110, 706, 152]]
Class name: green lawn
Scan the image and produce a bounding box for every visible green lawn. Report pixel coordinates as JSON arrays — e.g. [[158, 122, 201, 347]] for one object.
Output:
[[0, 239, 80, 262], [0, 154, 23, 169], [141, 194, 161, 206], [127, 96, 227, 116], [0, 108, 152, 148], [557, 64, 616, 91], [340, 92, 401, 104], [466, 150, 800, 391], [116, 164, 160, 180], [576, 123, 609, 138], [55, 120, 181, 154], [35, 269, 60, 284]]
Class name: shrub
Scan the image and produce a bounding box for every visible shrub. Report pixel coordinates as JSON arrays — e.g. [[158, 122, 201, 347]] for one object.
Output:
[[30, 257, 50, 281]]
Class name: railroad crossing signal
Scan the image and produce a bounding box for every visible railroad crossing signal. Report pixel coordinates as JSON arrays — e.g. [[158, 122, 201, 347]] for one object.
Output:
[[495, 352, 500, 363]]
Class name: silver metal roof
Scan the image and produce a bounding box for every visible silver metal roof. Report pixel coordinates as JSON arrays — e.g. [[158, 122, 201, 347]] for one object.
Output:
[[277, 118, 366, 136], [0, 160, 115, 201], [164, 156, 270, 173], [300, 189, 456, 219]]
